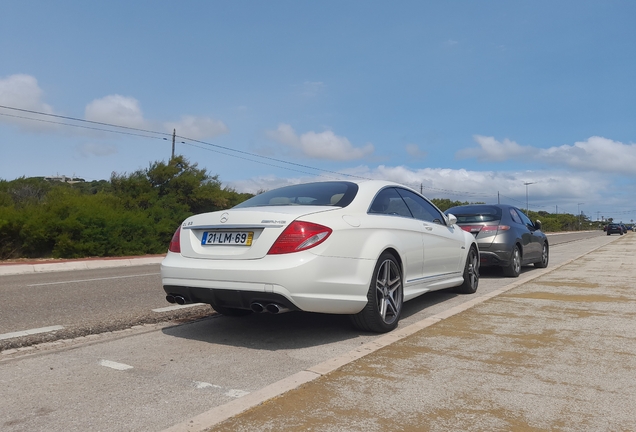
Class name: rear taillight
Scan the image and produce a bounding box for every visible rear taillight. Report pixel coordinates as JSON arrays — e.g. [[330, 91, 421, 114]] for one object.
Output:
[[169, 227, 181, 253], [460, 225, 510, 234], [268, 221, 332, 255]]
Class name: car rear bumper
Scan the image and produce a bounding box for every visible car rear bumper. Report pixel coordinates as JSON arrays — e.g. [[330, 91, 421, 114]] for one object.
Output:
[[160, 251, 375, 314], [478, 250, 511, 267]]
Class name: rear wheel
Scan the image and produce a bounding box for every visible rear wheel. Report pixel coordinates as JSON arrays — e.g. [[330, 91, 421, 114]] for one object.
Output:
[[534, 243, 549, 268], [350, 253, 403, 333], [210, 303, 253, 317], [502, 245, 521, 277], [454, 246, 479, 294]]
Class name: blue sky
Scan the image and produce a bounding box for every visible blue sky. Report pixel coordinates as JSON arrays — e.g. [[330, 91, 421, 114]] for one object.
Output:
[[1, 1, 635, 222]]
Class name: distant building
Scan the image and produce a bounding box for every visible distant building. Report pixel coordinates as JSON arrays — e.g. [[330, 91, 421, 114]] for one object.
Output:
[[43, 175, 85, 184]]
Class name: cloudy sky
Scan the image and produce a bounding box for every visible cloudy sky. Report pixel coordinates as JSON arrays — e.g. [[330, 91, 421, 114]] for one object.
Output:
[[1, 1, 635, 222]]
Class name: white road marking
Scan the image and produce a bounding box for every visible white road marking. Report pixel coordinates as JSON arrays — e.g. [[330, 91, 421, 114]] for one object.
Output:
[[192, 381, 249, 398], [0, 325, 65, 341], [226, 389, 250, 398], [27, 273, 160, 287], [152, 303, 205, 313], [194, 382, 222, 389], [98, 359, 134, 370]]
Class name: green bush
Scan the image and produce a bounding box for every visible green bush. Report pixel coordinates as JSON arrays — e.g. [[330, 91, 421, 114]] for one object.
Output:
[[0, 156, 253, 259]]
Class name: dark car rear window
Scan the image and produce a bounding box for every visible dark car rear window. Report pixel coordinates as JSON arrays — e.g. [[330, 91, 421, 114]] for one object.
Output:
[[233, 181, 359, 208], [446, 205, 503, 223]]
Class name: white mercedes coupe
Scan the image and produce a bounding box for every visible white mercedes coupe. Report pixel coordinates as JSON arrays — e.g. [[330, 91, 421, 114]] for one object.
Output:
[[161, 180, 479, 333]]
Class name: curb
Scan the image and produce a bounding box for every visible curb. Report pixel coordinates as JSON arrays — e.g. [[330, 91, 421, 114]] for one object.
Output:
[[0, 256, 165, 276]]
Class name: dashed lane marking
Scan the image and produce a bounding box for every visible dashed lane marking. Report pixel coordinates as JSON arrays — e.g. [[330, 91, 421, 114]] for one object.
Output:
[[0, 325, 65, 341], [98, 359, 134, 370]]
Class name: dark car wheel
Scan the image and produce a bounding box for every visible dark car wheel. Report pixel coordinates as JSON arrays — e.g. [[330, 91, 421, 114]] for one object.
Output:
[[534, 243, 549, 268], [454, 246, 479, 294], [210, 303, 253, 317], [351, 252, 403, 333], [503, 245, 521, 277]]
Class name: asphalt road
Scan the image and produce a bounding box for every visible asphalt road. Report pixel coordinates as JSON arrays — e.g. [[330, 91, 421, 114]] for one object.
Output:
[[0, 231, 605, 351], [0, 230, 612, 431]]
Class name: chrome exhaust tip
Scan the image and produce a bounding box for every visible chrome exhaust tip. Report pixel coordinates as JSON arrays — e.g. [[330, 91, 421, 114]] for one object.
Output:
[[250, 302, 265, 313], [266, 303, 290, 314], [174, 296, 187, 305], [166, 295, 176, 304]]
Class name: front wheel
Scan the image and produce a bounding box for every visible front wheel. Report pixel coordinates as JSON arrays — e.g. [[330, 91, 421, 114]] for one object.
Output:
[[454, 246, 479, 294], [502, 245, 521, 277], [350, 253, 403, 333], [534, 243, 549, 268]]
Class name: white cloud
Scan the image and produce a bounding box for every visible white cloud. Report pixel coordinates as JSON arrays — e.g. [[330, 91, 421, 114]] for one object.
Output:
[[457, 135, 534, 162], [266, 123, 374, 161], [85, 95, 147, 129], [227, 165, 608, 216], [405, 143, 427, 159], [164, 115, 229, 140], [0, 74, 56, 131], [458, 135, 636, 176], [538, 136, 636, 175]]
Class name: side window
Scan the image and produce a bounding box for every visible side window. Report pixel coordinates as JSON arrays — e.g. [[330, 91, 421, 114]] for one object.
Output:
[[514, 208, 535, 230], [395, 188, 446, 225], [368, 188, 413, 218], [509, 208, 523, 225]]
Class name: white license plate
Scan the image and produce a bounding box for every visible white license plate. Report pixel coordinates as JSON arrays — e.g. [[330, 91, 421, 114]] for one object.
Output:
[[201, 231, 254, 246]]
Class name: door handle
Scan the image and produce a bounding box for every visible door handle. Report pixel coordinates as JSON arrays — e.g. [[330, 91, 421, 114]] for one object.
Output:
[[425, 226, 433, 231]]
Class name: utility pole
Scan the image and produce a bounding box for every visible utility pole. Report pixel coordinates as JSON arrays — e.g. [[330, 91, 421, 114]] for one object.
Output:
[[171, 129, 176, 160], [524, 182, 536, 214], [577, 203, 584, 231], [420, 183, 423, 195]]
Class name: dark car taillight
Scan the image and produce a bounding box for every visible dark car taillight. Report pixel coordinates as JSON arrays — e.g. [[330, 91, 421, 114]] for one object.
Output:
[[268, 221, 332, 255], [169, 227, 181, 253], [460, 225, 510, 234]]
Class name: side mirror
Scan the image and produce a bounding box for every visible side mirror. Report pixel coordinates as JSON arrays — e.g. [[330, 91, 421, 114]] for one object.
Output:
[[535, 220, 542, 230], [447, 214, 457, 226]]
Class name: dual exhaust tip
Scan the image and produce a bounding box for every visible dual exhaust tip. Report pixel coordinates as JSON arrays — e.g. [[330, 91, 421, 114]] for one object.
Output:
[[166, 295, 289, 314], [165, 294, 187, 305], [251, 302, 289, 314]]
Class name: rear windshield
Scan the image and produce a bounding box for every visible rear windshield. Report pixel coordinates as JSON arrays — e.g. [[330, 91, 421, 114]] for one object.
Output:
[[446, 205, 502, 223], [233, 181, 359, 208]]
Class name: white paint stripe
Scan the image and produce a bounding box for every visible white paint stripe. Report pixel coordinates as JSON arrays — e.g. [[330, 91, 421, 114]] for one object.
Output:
[[226, 389, 250, 398], [27, 273, 160, 287], [194, 382, 222, 389], [99, 359, 134, 370], [152, 303, 205, 313], [0, 325, 65, 341]]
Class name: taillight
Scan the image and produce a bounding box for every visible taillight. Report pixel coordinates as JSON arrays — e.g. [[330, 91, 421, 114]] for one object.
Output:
[[169, 227, 181, 253], [268, 221, 332, 255], [460, 225, 510, 234]]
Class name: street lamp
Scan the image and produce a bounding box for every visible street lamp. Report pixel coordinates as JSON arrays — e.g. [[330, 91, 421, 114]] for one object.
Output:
[[578, 203, 584, 230], [524, 182, 536, 214]]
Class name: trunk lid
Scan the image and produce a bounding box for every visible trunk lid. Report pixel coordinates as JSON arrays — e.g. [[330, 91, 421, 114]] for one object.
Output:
[[179, 206, 335, 260]]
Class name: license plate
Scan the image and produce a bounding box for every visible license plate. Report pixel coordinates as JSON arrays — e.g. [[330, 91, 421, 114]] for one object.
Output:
[[201, 231, 254, 246]]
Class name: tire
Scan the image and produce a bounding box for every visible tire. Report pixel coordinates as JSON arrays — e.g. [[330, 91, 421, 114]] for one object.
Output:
[[350, 253, 403, 333], [502, 245, 521, 277], [534, 242, 549, 268], [454, 246, 479, 294], [210, 303, 253, 317]]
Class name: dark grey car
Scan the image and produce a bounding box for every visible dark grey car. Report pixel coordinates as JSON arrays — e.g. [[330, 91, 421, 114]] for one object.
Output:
[[445, 204, 549, 277]]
